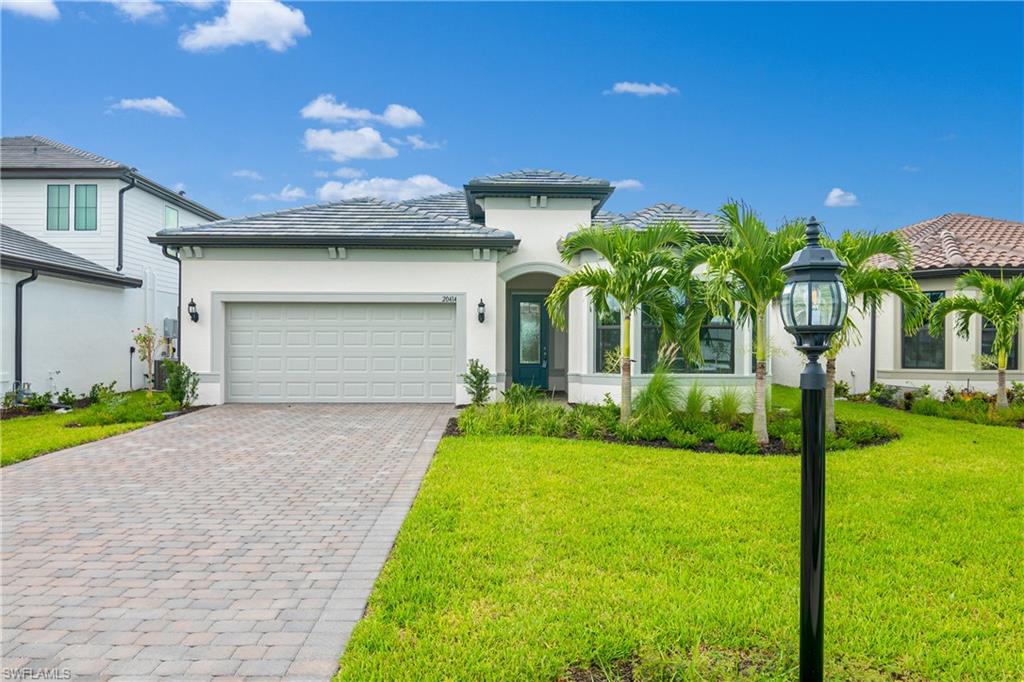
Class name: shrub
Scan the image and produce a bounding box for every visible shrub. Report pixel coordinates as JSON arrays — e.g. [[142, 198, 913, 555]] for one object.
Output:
[[1009, 381, 1024, 404], [826, 435, 855, 450], [88, 381, 117, 404], [57, 388, 77, 408], [614, 419, 642, 443], [633, 366, 681, 421], [530, 404, 570, 437], [768, 415, 801, 439], [780, 431, 802, 453], [602, 346, 622, 374], [666, 430, 701, 449], [571, 414, 605, 440], [75, 391, 176, 426], [632, 417, 674, 442], [163, 360, 199, 408], [910, 397, 943, 417], [710, 387, 743, 426], [673, 414, 723, 442], [714, 430, 760, 455], [840, 419, 898, 445], [683, 382, 707, 418], [503, 383, 544, 407], [868, 383, 900, 407], [3, 391, 16, 409], [460, 359, 493, 406], [25, 391, 53, 411], [834, 379, 850, 399]]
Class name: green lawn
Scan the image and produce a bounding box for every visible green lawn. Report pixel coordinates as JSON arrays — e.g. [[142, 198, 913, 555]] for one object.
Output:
[[1, 391, 173, 467], [337, 386, 1023, 681]]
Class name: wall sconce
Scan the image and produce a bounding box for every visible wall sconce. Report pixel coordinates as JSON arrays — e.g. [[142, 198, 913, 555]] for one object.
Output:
[[477, 299, 486, 323], [187, 298, 199, 323]]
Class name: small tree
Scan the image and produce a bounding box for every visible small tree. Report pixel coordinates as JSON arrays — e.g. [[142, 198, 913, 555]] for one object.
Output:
[[132, 324, 158, 395], [930, 271, 1024, 408], [163, 359, 199, 408], [460, 359, 494, 406]]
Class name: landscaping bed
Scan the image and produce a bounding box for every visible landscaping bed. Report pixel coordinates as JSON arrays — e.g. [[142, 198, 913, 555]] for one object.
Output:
[[860, 382, 1024, 428]]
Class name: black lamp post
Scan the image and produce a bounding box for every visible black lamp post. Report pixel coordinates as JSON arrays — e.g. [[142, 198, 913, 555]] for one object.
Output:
[[779, 217, 848, 682]]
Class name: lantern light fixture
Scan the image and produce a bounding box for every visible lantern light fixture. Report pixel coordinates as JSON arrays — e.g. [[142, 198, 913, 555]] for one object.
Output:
[[477, 299, 486, 323], [187, 298, 199, 323]]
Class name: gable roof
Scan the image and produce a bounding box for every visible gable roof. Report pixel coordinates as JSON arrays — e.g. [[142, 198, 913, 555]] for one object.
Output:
[[1, 135, 223, 222], [0, 224, 142, 287], [401, 191, 474, 222], [463, 169, 614, 220], [150, 197, 519, 249], [880, 213, 1024, 274]]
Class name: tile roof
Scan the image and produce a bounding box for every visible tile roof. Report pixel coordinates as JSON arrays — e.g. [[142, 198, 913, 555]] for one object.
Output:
[[622, 203, 723, 233], [1, 135, 126, 170], [876, 213, 1024, 272], [466, 169, 611, 187], [151, 197, 518, 248], [0, 224, 141, 287], [401, 191, 473, 222]]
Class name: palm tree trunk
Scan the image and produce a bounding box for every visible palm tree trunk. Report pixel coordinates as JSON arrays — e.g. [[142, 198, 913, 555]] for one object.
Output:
[[825, 357, 837, 434], [620, 314, 632, 423], [752, 310, 769, 444], [997, 367, 1008, 408]]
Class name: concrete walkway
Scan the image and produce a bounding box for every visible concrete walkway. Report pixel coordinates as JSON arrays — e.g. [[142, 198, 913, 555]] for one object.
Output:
[[1, 403, 451, 680]]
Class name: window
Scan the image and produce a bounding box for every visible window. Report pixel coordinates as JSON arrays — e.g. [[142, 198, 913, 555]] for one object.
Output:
[[640, 293, 735, 374], [594, 298, 621, 373], [164, 206, 179, 229], [46, 185, 70, 230], [74, 185, 97, 230], [981, 318, 1019, 370], [902, 291, 945, 369]]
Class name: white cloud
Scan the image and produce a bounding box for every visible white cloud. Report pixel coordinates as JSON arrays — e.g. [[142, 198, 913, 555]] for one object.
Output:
[[405, 135, 443, 151], [300, 95, 424, 129], [248, 184, 307, 202], [824, 187, 859, 208], [612, 178, 644, 191], [178, 0, 216, 8], [179, 0, 310, 52], [111, 96, 185, 117], [332, 167, 364, 179], [316, 175, 455, 203], [313, 170, 329, 178], [901, 165, 921, 173], [2, 0, 60, 20], [104, 0, 163, 21], [232, 169, 264, 181], [303, 127, 397, 162], [606, 81, 679, 97]]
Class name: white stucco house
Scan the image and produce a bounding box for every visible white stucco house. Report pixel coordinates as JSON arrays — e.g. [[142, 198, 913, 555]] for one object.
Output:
[[773, 213, 1024, 395], [1, 136, 222, 396], [152, 170, 761, 406]]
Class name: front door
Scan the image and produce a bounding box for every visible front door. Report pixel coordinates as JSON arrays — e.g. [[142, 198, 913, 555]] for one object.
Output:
[[511, 294, 548, 389]]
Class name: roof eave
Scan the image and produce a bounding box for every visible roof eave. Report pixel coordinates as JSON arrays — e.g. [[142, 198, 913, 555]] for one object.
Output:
[[1, 255, 144, 288], [148, 234, 521, 250], [913, 265, 1024, 278], [463, 183, 614, 220]]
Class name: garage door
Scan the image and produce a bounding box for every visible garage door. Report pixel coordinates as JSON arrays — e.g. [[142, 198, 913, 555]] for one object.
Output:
[[225, 302, 456, 403]]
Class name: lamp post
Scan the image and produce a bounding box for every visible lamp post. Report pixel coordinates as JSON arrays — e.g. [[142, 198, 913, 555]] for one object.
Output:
[[779, 217, 848, 682]]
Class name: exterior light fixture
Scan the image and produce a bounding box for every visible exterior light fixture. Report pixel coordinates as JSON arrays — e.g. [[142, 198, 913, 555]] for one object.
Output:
[[779, 216, 847, 682], [477, 299, 486, 323], [187, 298, 199, 323]]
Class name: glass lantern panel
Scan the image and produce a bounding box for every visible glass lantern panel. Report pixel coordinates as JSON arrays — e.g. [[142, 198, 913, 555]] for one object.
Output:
[[792, 281, 810, 326], [780, 282, 795, 327], [811, 281, 837, 326]]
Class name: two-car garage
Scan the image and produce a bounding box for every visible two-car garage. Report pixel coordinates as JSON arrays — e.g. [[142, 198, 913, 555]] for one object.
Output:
[[224, 302, 457, 403]]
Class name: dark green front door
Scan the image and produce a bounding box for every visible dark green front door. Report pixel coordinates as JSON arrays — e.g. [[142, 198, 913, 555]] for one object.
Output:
[[511, 294, 548, 388]]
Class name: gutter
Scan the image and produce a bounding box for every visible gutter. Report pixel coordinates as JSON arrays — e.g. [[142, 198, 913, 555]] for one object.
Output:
[[1, 257, 141, 288], [161, 246, 182, 360], [117, 177, 137, 271], [149, 234, 521, 250], [14, 270, 38, 388]]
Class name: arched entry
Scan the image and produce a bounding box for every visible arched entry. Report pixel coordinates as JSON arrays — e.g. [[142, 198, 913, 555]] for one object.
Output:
[[503, 270, 569, 392]]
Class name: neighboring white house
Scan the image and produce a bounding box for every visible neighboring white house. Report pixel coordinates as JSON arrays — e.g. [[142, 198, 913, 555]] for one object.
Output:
[[152, 170, 762, 406], [1, 136, 222, 396], [773, 213, 1024, 395]]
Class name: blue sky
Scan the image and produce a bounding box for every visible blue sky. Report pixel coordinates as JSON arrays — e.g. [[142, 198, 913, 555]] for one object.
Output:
[[3, 1, 1022, 232]]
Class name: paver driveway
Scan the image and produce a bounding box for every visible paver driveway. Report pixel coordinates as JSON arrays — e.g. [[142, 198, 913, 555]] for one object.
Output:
[[1, 403, 451, 680]]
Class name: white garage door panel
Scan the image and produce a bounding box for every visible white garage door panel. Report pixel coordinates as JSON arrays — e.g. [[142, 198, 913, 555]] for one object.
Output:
[[225, 302, 456, 403]]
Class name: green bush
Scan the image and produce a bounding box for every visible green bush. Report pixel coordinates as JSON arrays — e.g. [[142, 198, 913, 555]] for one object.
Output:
[[768, 415, 801, 439], [614, 419, 643, 443], [502, 383, 544, 407], [569, 402, 617, 432], [910, 397, 943, 417], [88, 381, 117, 404], [460, 359, 493, 406], [683, 382, 707, 418], [709, 387, 744, 426], [666, 430, 702, 449], [163, 360, 198, 408], [868, 383, 900, 407], [780, 431, 802, 453], [826, 434, 855, 450], [25, 391, 53, 411], [75, 391, 176, 426], [672, 414, 722, 442], [839, 419, 898, 445], [714, 430, 761, 455], [530, 404, 570, 437], [833, 379, 851, 399], [57, 388, 77, 408], [634, 365, 681, 421], [571, 414, 605, 440], [632, 417, 674, 442]]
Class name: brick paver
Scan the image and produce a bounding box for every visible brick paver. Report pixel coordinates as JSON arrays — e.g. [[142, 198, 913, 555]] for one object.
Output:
[[2, 403, 450, 680]]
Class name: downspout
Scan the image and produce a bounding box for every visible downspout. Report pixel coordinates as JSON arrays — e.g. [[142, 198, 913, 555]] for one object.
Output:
[[14, 270, 39, 388], [161, 246, 182, 360], [117, 175, 137, 272], [869, 302, 877, 388]]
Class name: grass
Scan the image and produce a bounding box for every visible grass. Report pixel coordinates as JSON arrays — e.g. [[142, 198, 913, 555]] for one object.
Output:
[[0, 391, 174, 467], [336, 386, 1023, 681]]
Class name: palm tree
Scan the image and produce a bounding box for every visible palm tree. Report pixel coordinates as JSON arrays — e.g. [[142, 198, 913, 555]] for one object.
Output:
[[929, 271, 1024, 408], [546, 222, 699, 423], [692, 202, 805, 444], [821, 231, 929, 432]]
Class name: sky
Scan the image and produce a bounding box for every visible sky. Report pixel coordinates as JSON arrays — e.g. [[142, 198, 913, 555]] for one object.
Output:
[[2, 1, 1022, 233]]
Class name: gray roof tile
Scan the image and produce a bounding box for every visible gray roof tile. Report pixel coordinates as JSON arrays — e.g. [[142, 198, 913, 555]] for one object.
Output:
[[622, 203, 723, 233], [1, 224, 141, 286], [466, 169, 610, 187], [152, 197, 518, 248], [1, 136, 126, 170], [401, 191, 474, 222]]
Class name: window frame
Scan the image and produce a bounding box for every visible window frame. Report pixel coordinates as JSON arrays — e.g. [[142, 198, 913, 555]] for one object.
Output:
[[901, 290, 946, 370], [46, 184, 70, 231], [74, 184, 98, 231], [639, 295, 736, 374], [593, 298, 622, 373], [164, 206, 179, 230], [980, 318, 1019, 370]]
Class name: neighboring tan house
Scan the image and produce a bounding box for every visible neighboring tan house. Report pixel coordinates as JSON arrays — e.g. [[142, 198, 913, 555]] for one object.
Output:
[[773, 213, 1024, 395], [151, 170, 762, 406], [1, 136, 222, 396]]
